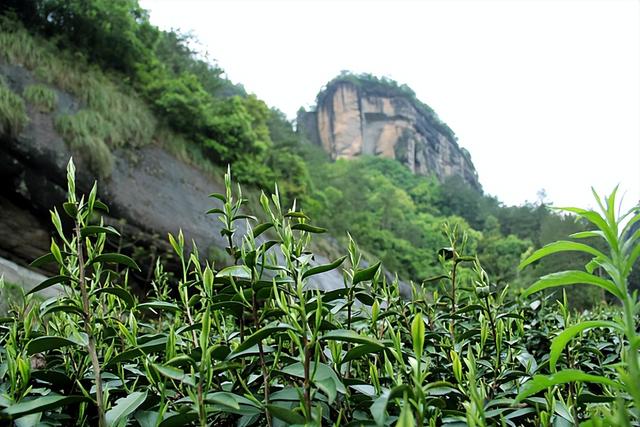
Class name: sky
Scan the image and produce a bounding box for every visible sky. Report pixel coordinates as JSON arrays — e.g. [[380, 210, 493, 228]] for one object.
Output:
[[140, 0, 640, 211]]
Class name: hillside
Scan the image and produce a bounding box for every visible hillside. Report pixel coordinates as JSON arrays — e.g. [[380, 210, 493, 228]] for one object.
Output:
[[0, 3, 618, 307]]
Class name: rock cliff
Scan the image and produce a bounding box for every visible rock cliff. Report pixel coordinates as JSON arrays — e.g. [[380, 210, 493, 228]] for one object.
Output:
[[298, 76, 480, 190]]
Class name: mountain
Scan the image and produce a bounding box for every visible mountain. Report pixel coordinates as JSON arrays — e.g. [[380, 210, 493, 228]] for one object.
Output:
[[297, 74, 480, 190]]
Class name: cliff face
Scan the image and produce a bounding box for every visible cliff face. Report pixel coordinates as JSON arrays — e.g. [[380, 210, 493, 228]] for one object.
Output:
[[298, 79, 480, 190]]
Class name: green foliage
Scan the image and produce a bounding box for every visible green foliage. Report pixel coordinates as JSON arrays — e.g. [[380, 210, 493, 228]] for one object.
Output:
[[0, 76, 28, 137], [20, 0, 157, 74], [305, 157, 485, 281], [518, 187, 640, 421], [0, 163, 636, 426], [22, 83, 56, 112]]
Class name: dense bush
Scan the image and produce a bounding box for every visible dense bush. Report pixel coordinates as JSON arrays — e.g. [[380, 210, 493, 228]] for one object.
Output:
[[0, 161, 637, 426]]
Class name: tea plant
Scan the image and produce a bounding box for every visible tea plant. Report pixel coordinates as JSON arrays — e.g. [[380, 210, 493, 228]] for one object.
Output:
[[0, 161, 636, 426], [517, 188, 640, 424]]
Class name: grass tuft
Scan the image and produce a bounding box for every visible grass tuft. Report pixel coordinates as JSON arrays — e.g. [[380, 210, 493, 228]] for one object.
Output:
[[55, 111, 115, 178], [0, 76, 29, 137], [23, 83, 57, 112]]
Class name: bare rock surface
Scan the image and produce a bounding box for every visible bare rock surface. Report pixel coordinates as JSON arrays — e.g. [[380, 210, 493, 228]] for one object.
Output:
[[299, 80, 481, 190]]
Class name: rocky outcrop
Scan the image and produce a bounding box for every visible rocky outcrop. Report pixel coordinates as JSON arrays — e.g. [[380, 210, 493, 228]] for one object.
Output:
[[298, 78, 480, 190], [0, 62, 347, 291]]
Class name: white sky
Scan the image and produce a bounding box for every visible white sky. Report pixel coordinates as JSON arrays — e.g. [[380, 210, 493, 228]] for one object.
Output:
[[140, 0, 640, 210]]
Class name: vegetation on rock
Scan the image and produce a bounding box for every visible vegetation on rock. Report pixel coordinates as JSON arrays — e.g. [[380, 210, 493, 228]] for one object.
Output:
[[0, 75, 28, 137]]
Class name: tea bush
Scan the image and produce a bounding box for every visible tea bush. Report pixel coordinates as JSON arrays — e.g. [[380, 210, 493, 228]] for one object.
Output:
[[0, 161, 637, 426]]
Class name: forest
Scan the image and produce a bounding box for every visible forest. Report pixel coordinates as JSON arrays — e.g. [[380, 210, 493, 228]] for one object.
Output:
[[0, 1, 638, 426]]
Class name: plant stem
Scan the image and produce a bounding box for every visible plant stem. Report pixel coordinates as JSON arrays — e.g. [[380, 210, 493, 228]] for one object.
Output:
[[75, 226, 105, 427], [303, 339, 312, 419], [252, 292, 272, 427], [483, 295, 500, 396], [623, 296, 640, 409], [450, 259, 458, 338]]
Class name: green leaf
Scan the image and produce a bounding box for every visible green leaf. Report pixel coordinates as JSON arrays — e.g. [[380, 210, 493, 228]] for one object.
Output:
[[342, 343, 385, 364], [230, 324, 296, 355], [321, 329, 385, 348], [226, 344, 275, 361], [92, 287, 135, 308], [14, 412, 41, 427], [105, 391, 147, 427], [291, 223, 327, 233], [80, 226, 120, 238], [30, 253, 57, 269], [106, 337, 169, 366], [301, 256, 347, 280], [216, 265, 251, 279], [26, 275, 71, 295], [158, 411, 198, 427], [518, 241, 606, 270], [522, 270, 624, 300], [26, 336, 77, 355], [559, 207, 617, 250], [411, 313, 425, 356], [354, 291, 375, 306], [41, 304, 84, 318], [252, 222, 274, 238], [265, 404, 305, 425], [50, 240, 61, 264], [284, 211, 310, 220], [370, 384, 410, 426], [137, 301, 181, 313], [204, 392, 241, 410], [208, 192, 226, 202], [93, 200, 109, 212], [549, 321, 622, 371], [515, 370, 620, 403], [62, 202, 77, 218], [92, 254, 140, 271], [353, 261, 381, 285], [396, 397, 415, 427], [135, 411, 161, 427], [280, 362, 346, 404], [1, 395, 88, 418], [153, 364, 196, 386], [205, 208, 225, 215], [570, 230, 604, 240]]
